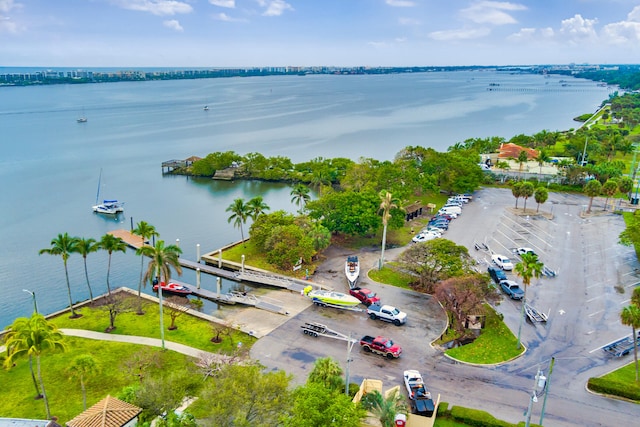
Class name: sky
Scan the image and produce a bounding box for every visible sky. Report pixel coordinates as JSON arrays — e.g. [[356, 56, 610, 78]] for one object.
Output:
[[1, 0, 640, 67]]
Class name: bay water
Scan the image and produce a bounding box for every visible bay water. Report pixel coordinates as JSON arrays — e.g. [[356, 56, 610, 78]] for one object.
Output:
[[0, 70, 611, 328]]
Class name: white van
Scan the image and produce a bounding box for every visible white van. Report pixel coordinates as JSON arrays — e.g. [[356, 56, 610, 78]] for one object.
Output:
[[439, 205, 462, 215]]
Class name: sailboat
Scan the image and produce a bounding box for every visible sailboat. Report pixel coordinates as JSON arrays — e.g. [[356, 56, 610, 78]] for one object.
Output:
[[92, 169, 124, 215], [77, 107, 88, 123]]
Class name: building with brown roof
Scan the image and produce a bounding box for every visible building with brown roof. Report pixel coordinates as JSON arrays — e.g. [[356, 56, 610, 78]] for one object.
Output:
[[65, 396, 141, 427], [497, 143, 538, 160]]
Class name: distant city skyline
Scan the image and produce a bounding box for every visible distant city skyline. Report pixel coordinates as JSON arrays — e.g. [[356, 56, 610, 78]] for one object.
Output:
[[1, 0, 639, 67]]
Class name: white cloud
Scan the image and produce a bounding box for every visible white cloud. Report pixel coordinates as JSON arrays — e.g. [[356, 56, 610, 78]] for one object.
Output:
[[368, 40, 391, 48], [213, 12, 247, 22], [558, 14, 598, 42], [460, 1, 527, 26], [163, 19, 183, 31], [0, 0, 21, 34], [257, 0, 293, 17], [209, 0, 235, 7], [507, 27, 553, 42], [429, 27, 491, 41], [386, 0, 415, 7], [600, 6, 640, 44], [0, 0, 20, 14], [111, 0, 193, 16]]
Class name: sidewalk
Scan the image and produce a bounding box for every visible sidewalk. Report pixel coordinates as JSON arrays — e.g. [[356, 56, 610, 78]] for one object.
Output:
[[59, 329, 232, 362]]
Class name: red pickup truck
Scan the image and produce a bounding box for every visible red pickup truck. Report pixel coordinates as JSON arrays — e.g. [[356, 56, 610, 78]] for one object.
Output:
[[360, 335, 402, 359], [349, 287, 380, 306]]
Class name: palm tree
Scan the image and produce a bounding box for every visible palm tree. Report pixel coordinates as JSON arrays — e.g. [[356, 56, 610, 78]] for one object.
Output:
[[534, 187, 549, 213], [3, 313, 67, 419], [132, 221, 159, 313], [511, 182, 523, 208], [517, 150, 529, 177], [514, 252, 544, 349], [290, 183, 311, 212], [39, 233, 80, 318], [307, 357, 343, 392], [584, 179, 603, 214], [67, 354, 99, 410], [601, 179, 618, 211], [378, 190, 400, 270], [246, 196, 270, 220], [226, 198, 249, 244], [360, 389, 408, 427], [535, 149, 551, 178], [620, 305, 640, 382], [139, 240, 183, 350], [99, 233, 127, 296], [73, 237, 100, 304], [520, 182, 535, 212]]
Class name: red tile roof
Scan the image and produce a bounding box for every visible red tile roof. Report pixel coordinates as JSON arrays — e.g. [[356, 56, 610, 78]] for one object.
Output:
[[497, 143, 538, 159], [66, 396, 141, 427]]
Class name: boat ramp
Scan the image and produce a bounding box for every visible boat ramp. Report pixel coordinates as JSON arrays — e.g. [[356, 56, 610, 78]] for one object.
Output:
[[108, 229, 316, 314]]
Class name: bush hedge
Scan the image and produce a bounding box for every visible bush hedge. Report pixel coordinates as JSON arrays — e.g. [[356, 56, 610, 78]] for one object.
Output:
[[444, 405, 541, 427], [587, 377, 640, 401]]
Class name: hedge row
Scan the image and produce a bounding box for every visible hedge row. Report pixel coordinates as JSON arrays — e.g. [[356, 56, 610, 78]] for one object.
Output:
[[436, 403, 541, 427], [587, 377, 640, 401]]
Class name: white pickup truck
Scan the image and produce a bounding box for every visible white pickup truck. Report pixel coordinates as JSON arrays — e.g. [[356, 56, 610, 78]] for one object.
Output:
[[367, 304, 407, 326]]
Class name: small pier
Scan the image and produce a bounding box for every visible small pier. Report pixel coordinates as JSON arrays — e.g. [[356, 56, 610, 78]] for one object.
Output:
[[109, 229, 313, 315]]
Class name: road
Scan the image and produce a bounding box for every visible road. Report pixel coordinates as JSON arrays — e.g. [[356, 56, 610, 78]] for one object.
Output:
[[250, 187, 640, 427]]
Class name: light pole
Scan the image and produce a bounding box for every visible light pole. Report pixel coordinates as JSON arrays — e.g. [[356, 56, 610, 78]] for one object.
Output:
[[23, 289, 38, 314], [539, 357, 555, 426], [344, 335, 357, 396], [524, 367, 547, 427]]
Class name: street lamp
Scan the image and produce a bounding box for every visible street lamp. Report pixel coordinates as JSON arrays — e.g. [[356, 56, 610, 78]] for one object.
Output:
[[23, 289, 38, 314], [524, 367, 547, 427]]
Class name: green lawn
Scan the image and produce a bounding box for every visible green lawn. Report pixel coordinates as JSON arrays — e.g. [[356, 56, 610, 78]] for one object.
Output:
[[0, 336, 192, 423], [601, 361, 640, 385], [50, 294, 256, 355]]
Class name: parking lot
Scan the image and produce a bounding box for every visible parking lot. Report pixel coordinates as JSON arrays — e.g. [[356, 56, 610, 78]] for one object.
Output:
[[250, 187, 640, 426]]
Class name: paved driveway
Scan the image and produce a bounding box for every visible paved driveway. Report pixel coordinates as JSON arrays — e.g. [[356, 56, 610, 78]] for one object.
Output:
[[251, 187, 640, 427]]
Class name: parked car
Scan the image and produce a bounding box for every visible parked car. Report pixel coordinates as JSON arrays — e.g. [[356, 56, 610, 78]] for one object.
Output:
[[367, 304, 408, 325], [429, 215, 451, 224], [421, 226, 443, 236], [412, 232, 439, 243], [516, 247, 537, 257], [428, 221, 449, 230], [349, 287, 381, 306], [492, 254, 514, 270], [500, 280, 525, 300], [488, 266, 507, 284]]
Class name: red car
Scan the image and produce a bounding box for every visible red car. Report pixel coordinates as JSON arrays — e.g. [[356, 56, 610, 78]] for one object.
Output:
[[349, 287, 380, 306]]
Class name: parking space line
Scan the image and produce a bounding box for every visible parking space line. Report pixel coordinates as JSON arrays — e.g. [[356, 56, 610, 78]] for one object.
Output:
[[586, 295, 603, 303], [588, 310, 604, 317]]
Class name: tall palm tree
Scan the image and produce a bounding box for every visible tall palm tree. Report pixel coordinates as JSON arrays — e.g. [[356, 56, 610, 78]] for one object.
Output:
[[520, 182, 535, 212], [514, 252, 544, 349], [620, 305, 640, 382], [601, 179, 618, 211], [132, 221, 159, 313], [99, 233, 127, 296], [226, 198, 249, 244], [534, 187, 549, 213], [290, 183, 311, 212], [73, 237, 100, 304], [246, 196, 270, 220], [360, 389, 408, 427], [3, 313, 67, 419], [378, 190, 400, 270], [139, 240, 183, 350], [511, 182, 523, 208], [535, 149, 551, 178], [67, 354, 99, 410], [39, 233, 80, 318]]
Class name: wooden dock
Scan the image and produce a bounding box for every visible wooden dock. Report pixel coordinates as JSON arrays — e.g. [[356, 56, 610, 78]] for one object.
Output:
[[108, 228, 317, 315]]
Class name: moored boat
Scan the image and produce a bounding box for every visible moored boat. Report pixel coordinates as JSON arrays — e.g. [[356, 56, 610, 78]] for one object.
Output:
[[303, 286, 360, 307], [92, 199, 125, 215], [345, 255, 360, 288], [152, 281, 192, 296]]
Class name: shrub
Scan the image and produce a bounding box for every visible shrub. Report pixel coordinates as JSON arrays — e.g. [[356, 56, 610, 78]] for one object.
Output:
[[587, 377, 640, 401]]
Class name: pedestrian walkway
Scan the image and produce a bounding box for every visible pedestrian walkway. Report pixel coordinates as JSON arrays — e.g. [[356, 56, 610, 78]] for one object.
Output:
[[59, 329, 232, 362]]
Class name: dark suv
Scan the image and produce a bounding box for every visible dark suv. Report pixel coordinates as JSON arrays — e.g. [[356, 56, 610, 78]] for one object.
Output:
[[488, 266, 507, 284]]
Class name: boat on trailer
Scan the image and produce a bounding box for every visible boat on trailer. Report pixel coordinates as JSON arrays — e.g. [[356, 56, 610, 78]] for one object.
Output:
[[303, 286, 360, 308], [345, 255, 360, 288]]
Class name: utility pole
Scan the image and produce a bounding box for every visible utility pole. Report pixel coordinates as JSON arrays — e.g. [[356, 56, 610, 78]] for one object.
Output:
[[23, 289, 38, 314], [344, 335, 356, 396], [525, 368, 547, 427], [539, 357, 555, 426]]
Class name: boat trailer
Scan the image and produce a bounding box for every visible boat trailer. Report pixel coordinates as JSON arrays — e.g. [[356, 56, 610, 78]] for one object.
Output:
[[300, 322, 356, 343]]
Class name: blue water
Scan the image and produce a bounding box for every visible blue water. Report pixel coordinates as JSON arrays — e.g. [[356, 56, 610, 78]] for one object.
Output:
[[0, 71, 611, 328]]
